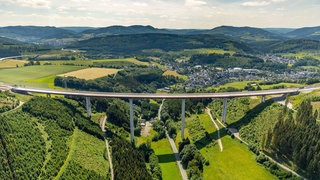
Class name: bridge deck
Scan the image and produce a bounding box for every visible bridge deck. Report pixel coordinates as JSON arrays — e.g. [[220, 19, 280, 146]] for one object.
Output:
[[12, 86, 300, 99]]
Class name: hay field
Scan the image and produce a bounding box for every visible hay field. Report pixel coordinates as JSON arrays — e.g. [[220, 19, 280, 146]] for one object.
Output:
[[0, 60, 27, 68], [59, 68, 120, 80], [162, 70, 187, 80]]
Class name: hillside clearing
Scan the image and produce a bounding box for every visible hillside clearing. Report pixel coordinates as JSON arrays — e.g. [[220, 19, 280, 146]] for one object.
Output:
[[58, 68, 120, 80], [162, 70, 187, 80]]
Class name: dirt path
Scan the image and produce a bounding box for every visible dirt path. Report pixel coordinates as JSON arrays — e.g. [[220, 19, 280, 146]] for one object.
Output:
[[205, 108, 223, 152], [141, 121, 152, 136], [100, 116, 114, 180]]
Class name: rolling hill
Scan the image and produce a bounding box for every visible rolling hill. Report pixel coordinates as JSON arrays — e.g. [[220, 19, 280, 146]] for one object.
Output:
[[68, 33, 254, 55], [203, 26, 286, 43], [81, 25, 170, 37], [0, 26, 76, 42], [286, 26, 320, 41], [266, 39, 320, 53]]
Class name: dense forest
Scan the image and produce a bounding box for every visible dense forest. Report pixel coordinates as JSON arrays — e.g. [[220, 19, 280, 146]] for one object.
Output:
[[68, 33, 253, 56], [265, 100, 320, 179]]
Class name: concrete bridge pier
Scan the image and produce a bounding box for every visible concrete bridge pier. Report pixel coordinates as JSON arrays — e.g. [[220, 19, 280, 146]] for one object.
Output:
[[222, 98, 228, 123], [181, 99, 186, 140], [129, 99, 134, 143], [261, 95, 266, 103], [85, 97, 91, 118]]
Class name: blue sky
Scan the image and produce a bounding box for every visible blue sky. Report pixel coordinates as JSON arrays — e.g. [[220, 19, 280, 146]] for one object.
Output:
[[0, 0, 319, 28]]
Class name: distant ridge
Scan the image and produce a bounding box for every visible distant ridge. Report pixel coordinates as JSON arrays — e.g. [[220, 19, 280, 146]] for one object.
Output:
[[203, 25, 286, 43], [81, 25, 170, 37], [286, 26, 320, 41]]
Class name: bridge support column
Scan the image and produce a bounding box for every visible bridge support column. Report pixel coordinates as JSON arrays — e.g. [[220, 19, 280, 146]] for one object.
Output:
[[181, 99, 186, 140], [222, 98, 227, 123], [86, 97, 91, 118], [129, 99, 134, 143], [261, 95, 266, 103]]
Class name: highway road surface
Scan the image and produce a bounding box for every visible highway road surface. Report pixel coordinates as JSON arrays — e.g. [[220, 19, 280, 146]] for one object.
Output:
[[11, 86, 304, 99]]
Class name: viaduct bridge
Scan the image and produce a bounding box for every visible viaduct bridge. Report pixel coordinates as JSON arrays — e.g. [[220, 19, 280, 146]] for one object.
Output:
[[11, 86, 303, 142]]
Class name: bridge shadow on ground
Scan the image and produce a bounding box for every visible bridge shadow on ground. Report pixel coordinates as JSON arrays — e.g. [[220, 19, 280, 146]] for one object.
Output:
[[157, 153, 179, 163], [193, 99, 275, 150], [228, 100, 274, 129]]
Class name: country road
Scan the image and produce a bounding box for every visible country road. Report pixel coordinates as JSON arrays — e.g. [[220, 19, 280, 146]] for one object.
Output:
[[158, 99, 188, 180], [205, 108, 223, 152]]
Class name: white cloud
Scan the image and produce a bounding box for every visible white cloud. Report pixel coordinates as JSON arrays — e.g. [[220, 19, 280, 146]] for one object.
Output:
[[242, 1, 270, 7], [272, 0, 287, 2], [185, 0, 207, 7], [3, 0, 51, 9], [133, 2, 148, 7]]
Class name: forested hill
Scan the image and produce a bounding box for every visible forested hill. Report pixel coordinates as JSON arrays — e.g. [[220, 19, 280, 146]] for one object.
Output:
[[0, 37, 37, 57], [286, 26, 320, 40], [203, 26, 286, 43], [81, 25, 170, 37], [266, 39, 320, 53], [0, 26, 76, 42], [68, 33, 254, 55]]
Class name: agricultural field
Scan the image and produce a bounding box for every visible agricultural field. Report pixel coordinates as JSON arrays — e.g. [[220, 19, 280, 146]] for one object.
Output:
[[58, 68, 120, 80], [93, 58, 150, 66], [0, 65, 85, 87], [0, 59, 27, 68]]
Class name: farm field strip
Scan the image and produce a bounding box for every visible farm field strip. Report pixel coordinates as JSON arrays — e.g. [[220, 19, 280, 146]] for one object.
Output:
[[58, 68, 120, 80]]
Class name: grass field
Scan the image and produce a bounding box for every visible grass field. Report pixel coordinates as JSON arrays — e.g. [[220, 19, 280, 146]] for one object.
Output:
[[93, 58, 149, 66], [201, 136, 275, 180], [151, 138, 182, 180], [58, 68, 120, 80], [216, 81, 303, 90], [162, 70, 188, 80], [0, 60, 27, 68], [0, 65, 85, 87], [176, 112, 275, 179]]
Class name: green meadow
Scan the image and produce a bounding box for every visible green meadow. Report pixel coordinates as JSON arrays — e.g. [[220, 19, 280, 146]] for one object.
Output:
[[175, 112, 275, 179], [0, 65, 85, 88]]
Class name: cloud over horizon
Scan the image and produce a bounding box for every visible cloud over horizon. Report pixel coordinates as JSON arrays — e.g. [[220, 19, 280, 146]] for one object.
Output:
[[0, 0, 319, 28]]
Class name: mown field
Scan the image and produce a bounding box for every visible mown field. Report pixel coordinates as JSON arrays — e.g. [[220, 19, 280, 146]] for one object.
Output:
[[0, 59, 27, 68], [201, 136, 275, 180], [175, 111, 275, 179], [58, 68, 120, 80], [42, 58, 150, 66], [0, 65, 85, 87]]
